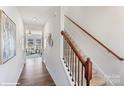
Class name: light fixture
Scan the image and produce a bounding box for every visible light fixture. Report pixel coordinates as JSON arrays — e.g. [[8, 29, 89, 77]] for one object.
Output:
[[28, 29, 31, 35], [27, 24, 32, 36]]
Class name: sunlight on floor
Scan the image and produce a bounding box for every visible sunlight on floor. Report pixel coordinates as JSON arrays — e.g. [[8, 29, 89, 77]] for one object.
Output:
[[17, 53, 55, 86]]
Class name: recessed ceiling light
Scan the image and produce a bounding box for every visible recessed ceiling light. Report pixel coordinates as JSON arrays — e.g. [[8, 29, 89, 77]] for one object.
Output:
[[32, 17, 41, 23], [32, 17, 37, 21], [33, 17, 40, 21]]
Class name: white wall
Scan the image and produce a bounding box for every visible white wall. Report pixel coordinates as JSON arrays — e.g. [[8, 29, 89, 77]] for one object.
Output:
[[43, 7, 71, 85], [64, 6, 124, 85], [0, 6, 25, 85]]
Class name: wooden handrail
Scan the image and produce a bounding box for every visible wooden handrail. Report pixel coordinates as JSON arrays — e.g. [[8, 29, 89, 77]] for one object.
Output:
[[61, 31, 85, 64], [65, 15, 124, 61], [61, 31, 92, 86]]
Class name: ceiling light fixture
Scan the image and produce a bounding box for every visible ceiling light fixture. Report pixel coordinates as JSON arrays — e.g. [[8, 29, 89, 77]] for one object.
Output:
[[28, 30, 31, 35]]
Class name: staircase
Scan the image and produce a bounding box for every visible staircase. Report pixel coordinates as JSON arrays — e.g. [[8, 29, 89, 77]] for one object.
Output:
[[61, 15, 123, 86], [88, 67, 106, 86], [61, 31, 106, 86]]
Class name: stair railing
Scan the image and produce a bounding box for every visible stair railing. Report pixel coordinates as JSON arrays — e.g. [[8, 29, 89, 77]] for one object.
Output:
[[61, 31, 92, 86]]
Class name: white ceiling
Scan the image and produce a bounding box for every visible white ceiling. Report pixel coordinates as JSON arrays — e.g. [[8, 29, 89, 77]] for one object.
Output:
[[17, 6, 57, 27]]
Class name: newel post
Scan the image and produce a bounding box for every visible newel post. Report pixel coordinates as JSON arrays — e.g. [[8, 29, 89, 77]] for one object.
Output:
[[84, 58, 92, 86]]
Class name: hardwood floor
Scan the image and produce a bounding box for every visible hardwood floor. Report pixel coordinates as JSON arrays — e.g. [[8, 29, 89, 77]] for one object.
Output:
[[17, 54, 55, 86]]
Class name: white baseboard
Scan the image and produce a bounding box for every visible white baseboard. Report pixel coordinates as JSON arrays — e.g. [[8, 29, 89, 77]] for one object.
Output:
[[16, 62, 25, 85], [43, 61, 57, 85]]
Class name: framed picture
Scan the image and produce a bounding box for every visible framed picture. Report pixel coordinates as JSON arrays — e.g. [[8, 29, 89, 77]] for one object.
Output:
[[0, 10, 16, 64]]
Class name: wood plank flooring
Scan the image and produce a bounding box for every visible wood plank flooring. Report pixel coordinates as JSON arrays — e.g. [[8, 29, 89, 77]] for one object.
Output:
[[17, 55, 55, 86]]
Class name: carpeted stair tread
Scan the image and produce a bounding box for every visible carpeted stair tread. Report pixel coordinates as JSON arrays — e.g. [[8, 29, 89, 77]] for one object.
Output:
[[83, 76, 106, 86]]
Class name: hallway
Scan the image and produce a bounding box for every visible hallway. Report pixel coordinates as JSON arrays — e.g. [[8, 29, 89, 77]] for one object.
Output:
[[17, 54, 55, 86], [1, 6, 124, 86]]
